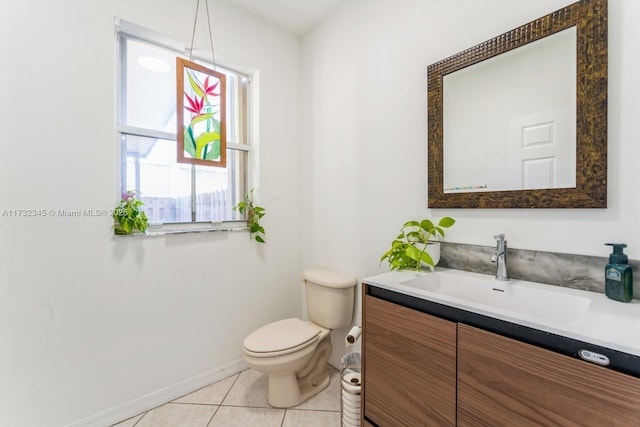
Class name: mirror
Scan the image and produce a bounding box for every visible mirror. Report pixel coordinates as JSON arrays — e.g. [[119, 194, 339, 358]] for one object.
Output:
[[428, 0, 607, 208], [444, 28, 577, 193]]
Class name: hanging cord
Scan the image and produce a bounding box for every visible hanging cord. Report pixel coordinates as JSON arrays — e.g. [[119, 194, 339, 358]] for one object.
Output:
[[188, 0, 218, 68], [205, 0, 217, 68], [188, 0, 200, 61]]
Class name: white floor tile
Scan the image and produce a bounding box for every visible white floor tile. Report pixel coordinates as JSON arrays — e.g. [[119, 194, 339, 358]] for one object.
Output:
[[221, 368, 270, 408], [283, 409, 341, 427], [294, 367, 342, 411], [111, 413, 143, 427], [134, 403, 217, 427], [110, 365, 346, 426], [174, 373, 239, 405], [208, 406, 285, 427]]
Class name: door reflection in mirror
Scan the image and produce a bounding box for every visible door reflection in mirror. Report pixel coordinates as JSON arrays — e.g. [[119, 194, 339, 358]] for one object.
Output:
[[443, 27, 576, 194]]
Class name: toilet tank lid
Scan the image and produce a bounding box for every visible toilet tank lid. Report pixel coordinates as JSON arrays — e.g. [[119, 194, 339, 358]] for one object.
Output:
[[303, 268, 357, 288]]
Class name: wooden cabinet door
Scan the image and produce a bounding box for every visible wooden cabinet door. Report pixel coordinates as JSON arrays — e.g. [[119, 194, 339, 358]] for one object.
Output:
[[363, 295, 456, 426], [458, 324, 640, 426]]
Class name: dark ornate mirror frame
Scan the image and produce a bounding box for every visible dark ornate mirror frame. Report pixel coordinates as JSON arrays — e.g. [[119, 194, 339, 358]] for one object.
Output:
[[428, 0, 607, 208]]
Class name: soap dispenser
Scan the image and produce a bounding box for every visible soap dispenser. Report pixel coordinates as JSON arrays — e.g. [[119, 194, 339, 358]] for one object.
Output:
[[604, 243, 633, 302]]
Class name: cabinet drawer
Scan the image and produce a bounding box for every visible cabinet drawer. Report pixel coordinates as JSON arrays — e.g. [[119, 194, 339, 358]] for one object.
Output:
[[458, 324, 640, 426], [364, 295, 456, 426]]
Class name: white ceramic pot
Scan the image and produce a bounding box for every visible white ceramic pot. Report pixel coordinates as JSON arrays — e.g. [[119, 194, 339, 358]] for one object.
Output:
[[414, 242, 440, 271]]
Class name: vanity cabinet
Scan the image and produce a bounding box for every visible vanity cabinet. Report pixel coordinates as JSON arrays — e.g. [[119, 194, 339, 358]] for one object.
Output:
[[362, 286, 640, 426], [457, 324, 640, 426], [362, 294, 457, 426]]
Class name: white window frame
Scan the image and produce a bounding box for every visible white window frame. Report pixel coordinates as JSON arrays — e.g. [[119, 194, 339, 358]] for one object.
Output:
[[114, 17, 258, 235]]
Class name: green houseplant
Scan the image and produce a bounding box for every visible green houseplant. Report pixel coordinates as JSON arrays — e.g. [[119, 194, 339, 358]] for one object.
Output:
[[380, 216, 455, 271], [233, 188, 266, 243], [113, 190, 149, 235]]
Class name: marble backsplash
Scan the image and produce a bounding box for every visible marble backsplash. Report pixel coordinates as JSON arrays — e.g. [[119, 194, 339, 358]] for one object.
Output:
[[439, 242, 640, 299]]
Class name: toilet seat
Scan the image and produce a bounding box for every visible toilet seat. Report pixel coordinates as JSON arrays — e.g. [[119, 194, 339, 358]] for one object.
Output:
[[243, 318, 321, 358]]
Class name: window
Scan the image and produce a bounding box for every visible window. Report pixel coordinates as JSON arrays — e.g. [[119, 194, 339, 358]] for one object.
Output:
[[116, 19, 252, 228]]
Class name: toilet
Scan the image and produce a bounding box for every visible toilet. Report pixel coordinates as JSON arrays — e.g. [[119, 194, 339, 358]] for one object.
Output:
[[243, 268, 357, 408]]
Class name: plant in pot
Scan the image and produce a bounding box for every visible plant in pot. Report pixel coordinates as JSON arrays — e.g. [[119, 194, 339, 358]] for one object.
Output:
[[233, 188, 266, 243], [380, 216, 455, 271], [113, 190, 149, 235]]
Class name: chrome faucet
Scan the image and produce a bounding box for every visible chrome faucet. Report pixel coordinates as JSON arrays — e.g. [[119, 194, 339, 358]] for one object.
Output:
[[491, 234, 509, 281]]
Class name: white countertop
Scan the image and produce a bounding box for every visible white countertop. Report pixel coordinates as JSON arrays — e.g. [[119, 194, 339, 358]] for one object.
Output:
[[363, 267, 640, 357]]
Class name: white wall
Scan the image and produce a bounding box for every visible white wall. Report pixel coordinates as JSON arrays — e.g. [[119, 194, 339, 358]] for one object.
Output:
[[302, 0, 640, 364], [2, 0, 638, 424], [0, 1, 303, 426]]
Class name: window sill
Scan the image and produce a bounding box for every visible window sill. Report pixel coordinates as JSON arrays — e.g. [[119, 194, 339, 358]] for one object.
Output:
[[113, 221, 248, 237]]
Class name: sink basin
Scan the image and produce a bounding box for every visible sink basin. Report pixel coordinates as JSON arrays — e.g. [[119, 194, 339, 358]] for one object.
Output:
[[399, 269, 591, 324]]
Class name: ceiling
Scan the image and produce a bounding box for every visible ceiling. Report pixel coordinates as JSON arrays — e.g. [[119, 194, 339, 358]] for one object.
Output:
[[225, 0, 343, 35]]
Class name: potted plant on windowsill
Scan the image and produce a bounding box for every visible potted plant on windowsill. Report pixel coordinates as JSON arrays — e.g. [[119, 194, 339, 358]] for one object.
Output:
[[113, 190, 149, 235], [233, 188, 266, 243], [380, 216, 455, 271]]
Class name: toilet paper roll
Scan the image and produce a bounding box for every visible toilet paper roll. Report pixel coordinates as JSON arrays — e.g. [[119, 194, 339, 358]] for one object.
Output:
[[341, 372, 362, 393], [345, 326, 362, 346]]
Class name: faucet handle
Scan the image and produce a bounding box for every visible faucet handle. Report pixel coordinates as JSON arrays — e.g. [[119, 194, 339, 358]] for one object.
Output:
[[493, 234, 505, 241]]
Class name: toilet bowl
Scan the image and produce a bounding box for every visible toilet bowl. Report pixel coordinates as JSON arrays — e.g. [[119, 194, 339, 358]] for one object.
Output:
[[243, 318, 331, 408], [243, 268, 357, 408]]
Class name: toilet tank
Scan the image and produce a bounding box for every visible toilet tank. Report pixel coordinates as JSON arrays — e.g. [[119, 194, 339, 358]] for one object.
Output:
[[303, 268, 357, 329]]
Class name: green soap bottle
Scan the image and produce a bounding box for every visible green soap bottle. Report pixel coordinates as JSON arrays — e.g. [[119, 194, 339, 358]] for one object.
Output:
[[604, 243, 633, 303]]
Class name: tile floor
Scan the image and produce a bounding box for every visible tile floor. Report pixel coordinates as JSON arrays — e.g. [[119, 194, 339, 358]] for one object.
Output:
[[112, 366, 343, 427]]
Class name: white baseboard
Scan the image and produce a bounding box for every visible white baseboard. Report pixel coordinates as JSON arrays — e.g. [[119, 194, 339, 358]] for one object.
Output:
[[67, 358, 249, 427]]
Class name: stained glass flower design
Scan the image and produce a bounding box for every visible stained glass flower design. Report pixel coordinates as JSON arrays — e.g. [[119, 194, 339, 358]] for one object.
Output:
[[177, 58, 226, 167]]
